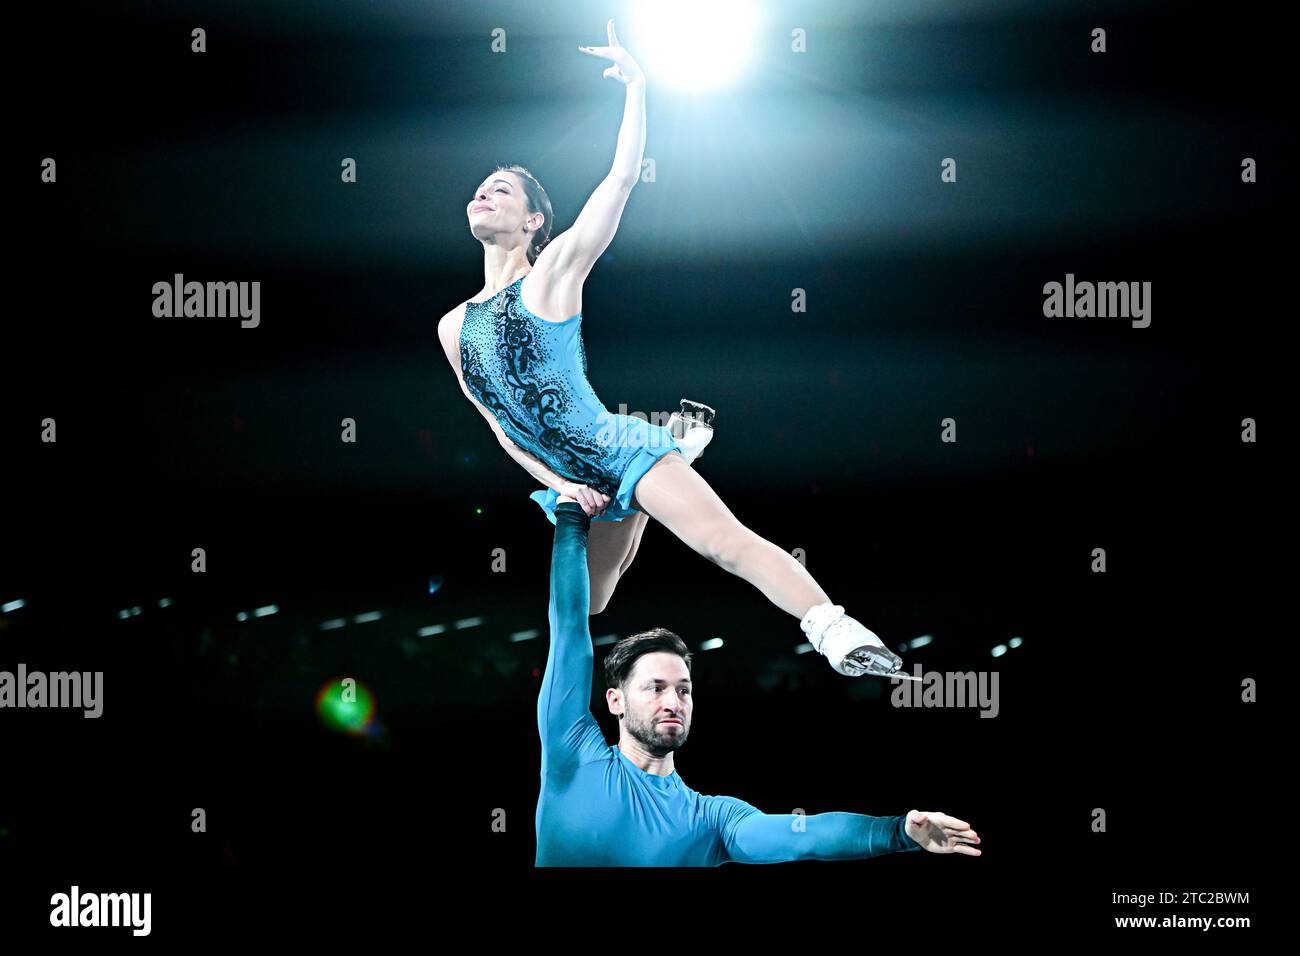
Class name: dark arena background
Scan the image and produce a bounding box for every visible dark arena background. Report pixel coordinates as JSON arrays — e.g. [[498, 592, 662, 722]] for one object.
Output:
[[3, 0, 1282, 943]]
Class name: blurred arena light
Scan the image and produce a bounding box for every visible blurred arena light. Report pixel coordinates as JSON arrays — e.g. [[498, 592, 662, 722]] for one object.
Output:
[[631, 0, 760, 92]]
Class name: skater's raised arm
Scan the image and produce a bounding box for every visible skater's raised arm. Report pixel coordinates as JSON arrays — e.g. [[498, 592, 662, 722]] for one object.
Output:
[[538, 501, 611, 771], [547, 20, 646, 282]]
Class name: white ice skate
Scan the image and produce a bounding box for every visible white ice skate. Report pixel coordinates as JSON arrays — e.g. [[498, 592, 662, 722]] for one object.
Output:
[[801, 602, 904, 677], [666, 398, 715, 465]]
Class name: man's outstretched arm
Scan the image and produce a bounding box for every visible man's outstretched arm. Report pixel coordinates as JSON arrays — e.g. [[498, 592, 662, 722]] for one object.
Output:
[[537, 501, 608, 771], [720, 802, 981, 864], [724, 808, 922, 864]]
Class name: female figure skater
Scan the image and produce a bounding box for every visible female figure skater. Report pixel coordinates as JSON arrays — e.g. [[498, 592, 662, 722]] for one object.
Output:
[[436, 20, 902, 678]]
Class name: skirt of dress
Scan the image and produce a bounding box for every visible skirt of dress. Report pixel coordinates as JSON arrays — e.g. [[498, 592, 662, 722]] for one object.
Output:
[[530, 416, 682, 524]]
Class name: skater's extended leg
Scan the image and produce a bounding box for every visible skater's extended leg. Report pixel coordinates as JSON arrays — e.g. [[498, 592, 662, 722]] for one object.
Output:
[[632, 453, 903, 677], [632, 453, 827, 619]]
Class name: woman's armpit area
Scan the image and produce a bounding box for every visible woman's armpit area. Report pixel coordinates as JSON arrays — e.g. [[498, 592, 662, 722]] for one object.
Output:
[[436, 304, 468, 368]]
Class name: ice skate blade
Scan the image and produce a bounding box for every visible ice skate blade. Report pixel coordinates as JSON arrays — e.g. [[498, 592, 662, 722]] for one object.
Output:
[[838, 646, 905, 678]]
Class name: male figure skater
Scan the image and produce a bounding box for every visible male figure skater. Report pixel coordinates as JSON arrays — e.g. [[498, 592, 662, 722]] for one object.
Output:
[[535, 499, 983, 866]]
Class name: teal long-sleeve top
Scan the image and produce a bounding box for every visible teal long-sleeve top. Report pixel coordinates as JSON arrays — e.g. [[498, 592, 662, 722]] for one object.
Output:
[[534, 502, 924, 866]]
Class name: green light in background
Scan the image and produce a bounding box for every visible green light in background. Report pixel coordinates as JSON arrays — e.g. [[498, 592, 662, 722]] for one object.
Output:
[[314, 677, 377, 736]]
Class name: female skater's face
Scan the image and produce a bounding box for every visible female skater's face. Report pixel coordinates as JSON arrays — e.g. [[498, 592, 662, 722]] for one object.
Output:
[[467, 172, 533, 236]]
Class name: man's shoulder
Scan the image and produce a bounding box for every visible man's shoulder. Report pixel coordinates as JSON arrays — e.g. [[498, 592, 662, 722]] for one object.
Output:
[[693, 790, 761, 825]]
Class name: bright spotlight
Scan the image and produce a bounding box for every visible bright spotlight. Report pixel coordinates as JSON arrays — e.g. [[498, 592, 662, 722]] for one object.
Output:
[[633, 0, 760, 91]]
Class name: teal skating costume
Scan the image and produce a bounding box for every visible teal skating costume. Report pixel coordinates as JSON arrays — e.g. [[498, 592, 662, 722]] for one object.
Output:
[[460, 274, 680, 523]]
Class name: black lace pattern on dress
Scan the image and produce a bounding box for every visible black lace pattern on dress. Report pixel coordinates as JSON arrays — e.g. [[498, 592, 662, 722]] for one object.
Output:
[[460, 281, 618, 494]]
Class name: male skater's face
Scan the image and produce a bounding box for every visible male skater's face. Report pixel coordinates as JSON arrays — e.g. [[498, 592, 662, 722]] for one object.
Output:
[[618, 652, 693, 755]]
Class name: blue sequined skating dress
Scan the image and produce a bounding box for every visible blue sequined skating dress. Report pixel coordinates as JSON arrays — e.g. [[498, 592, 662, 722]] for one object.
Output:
[[459, 274, 681, 523]]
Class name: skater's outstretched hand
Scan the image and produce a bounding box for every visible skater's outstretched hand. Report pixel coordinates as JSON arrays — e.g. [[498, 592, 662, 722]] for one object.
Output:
[[558, 482, 610, 517], [904, 811, 982, 856], [579, 19, 644, 86]]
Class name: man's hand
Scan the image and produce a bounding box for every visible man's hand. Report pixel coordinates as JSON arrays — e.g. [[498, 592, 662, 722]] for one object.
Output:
[[904, 810, 982, 856], [579, 19, 645, 86], [557, 483, 610, 517]]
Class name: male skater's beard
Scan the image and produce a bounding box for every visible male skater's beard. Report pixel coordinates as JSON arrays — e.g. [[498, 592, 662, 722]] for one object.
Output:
[[627, 710, 689, 756]]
